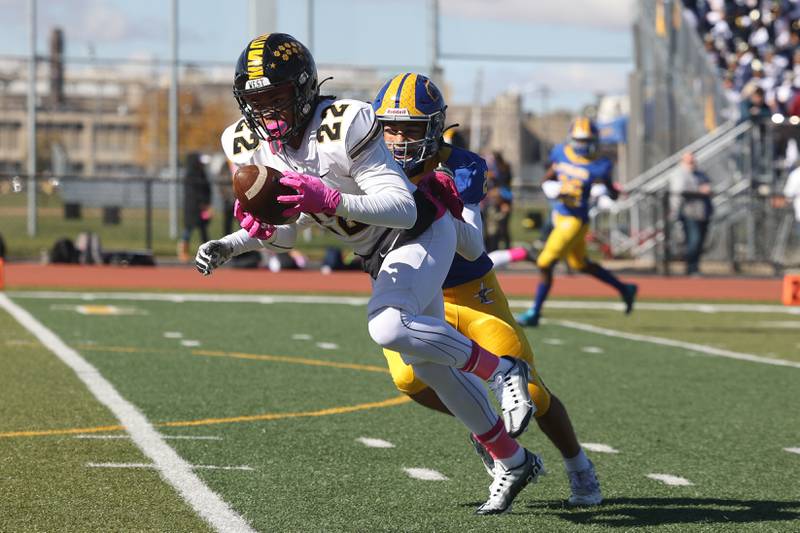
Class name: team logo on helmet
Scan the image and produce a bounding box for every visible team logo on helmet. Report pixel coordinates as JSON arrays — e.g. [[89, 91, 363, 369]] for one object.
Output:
[[246, 34, 269, 79], [424, 79, 440, 102]]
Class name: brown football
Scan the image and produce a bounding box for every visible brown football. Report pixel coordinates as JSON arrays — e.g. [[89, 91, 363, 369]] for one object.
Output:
[[231, 164, 299, 225]]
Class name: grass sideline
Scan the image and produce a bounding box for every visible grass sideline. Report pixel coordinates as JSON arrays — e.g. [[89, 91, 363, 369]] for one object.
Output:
[[2, 293, 799, 532]]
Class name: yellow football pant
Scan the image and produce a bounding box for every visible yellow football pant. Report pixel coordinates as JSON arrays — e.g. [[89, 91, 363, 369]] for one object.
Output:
[[383, 271, 552, 417], [536, 213, 589, 270]]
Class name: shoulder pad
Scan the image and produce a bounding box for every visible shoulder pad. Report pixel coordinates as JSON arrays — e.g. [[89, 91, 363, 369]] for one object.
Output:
[[447, 147, 489, 204], [314, 99, 381, 162], [221, 118, 261, 165], [549, 144, 564, 163], [342, 101, 381, 160]]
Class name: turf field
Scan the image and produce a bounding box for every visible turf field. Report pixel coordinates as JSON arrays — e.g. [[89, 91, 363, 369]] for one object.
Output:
[[1, 291, 799, 532]]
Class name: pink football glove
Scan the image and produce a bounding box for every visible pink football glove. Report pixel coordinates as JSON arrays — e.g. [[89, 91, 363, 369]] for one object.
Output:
[[416, 169, 465, 221], [233, 199, 275, 240], [277, 171, 341, 218]]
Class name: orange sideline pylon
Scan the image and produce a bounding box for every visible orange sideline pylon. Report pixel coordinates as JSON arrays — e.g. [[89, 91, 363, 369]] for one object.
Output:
[[783, 274, 800, 306]]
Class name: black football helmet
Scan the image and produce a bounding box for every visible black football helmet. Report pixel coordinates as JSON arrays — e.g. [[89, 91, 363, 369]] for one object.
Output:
[[233, 33, 318, 143]]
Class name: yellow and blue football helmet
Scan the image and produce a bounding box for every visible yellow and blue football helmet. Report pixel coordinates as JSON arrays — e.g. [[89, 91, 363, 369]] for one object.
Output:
[[568, 116, 599, 158], [373, 73, 446, 170]]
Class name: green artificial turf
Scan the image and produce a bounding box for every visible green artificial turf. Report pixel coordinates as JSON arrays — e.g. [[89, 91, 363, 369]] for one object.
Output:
[[2, 294, 799, 532]]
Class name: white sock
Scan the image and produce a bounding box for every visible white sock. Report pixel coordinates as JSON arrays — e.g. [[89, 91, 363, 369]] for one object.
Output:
[[496, 446, 526, 470], [488, 249, 513, 267], [564, 448, 590, 472]]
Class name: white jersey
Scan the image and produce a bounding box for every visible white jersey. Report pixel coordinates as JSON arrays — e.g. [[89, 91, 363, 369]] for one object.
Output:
[[221, 98, 416, 255]]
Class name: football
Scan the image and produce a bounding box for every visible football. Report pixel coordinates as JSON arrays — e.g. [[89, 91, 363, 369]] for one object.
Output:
[[231, 164, 299, 225]]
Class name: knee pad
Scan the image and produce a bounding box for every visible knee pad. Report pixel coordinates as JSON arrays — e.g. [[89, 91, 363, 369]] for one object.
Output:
[[368, 307, 404, 349]]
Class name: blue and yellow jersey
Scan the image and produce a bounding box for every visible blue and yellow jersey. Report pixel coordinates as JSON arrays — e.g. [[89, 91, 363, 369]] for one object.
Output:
[[549, 143, 613, 221], [409, 143, 493, 288]]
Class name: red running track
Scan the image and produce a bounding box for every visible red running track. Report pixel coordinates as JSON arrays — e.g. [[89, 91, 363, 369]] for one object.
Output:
[[1, 263, 782, 302]]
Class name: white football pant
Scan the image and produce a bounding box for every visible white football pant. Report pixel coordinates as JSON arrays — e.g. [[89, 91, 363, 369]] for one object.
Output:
[[367, 214, 498, 435]]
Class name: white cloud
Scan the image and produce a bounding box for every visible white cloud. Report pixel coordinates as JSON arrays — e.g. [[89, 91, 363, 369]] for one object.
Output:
[[481, 63, 629, 100], [440, 0, 636, 30], [83, 3, 132, 41], [36, 0, 167, 45]]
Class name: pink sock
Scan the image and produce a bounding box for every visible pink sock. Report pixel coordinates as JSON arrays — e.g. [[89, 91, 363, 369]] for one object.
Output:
[[474, 418, 520, 460], [461, 342, 500, 380], [509, 247, 528, 262]]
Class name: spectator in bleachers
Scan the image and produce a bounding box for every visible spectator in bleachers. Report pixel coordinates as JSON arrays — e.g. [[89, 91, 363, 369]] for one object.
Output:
[[780, 31, 800, 65], [722, 75, 743, 119], [773, 70, 797, 114], [789, 83, 800, 116], [740, 86, 772, 122], [688, 0, 799, 120]]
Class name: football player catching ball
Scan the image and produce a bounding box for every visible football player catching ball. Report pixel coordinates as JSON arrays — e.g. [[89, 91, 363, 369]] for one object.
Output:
[[195, 34, 542, 514]]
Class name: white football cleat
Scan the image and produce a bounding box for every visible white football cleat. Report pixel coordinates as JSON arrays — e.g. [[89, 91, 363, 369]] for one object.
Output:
[[476, 449, 545, 515], [490, 356, 535, 438], [567, 460, 602, 506], [468, 433, 495, 477]]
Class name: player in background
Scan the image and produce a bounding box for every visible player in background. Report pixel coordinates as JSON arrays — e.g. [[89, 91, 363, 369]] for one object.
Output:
[[488, 179, 615, 268], [374, 73, 601, 506], [194, 34, 541, 515], [516, 117, 638, 327]]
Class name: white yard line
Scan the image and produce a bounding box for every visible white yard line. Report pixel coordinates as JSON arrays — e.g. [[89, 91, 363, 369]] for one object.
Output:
[[581, 443, 619, 454], [403, 468, 448, 481], [315, 342, 338, 350], [647, 473, 694, 486], [180, 340, 202, 347], [8, 291, 798, 369], [9, 291, 369, 306], [580, 346, 604, 354], [784, 447, 800, 455], [757, 321, 800, 328], [87, 462, 253, 471], [508, 299, 800, 315], [547, 319, 800, 369], [10, 291, 800, 315], [356, 437, 395, 448], [0, 294, 255, 533]]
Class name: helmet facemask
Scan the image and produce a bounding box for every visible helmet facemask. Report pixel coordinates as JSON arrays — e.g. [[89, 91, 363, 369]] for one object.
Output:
[[235, 80, 311, 143], [568, 117, 599, 158], [569, 138, 598, 158], [380, 113, 444, 171]]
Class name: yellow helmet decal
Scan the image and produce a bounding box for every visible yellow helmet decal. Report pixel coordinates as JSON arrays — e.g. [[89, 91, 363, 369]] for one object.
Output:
[[247, 33, 270, 80], [376, 73, 423, 117], [572, 117, 593, 138]]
